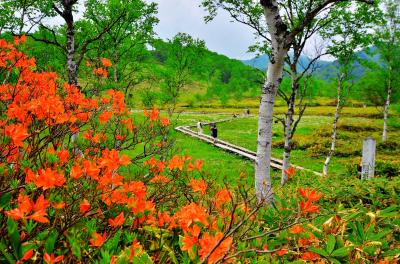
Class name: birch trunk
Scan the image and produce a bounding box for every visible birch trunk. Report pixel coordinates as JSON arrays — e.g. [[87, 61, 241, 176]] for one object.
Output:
[[66, 21, 78, 86], [382, 83, 391, 142], [281, 73, 298, 186], [255, 48, 287, 202], [323, 77, 343, 176], [113, 63, 118, 82]]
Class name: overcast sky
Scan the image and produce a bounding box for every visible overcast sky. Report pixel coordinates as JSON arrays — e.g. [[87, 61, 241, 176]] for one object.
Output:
[[148, 0, 256, 60]]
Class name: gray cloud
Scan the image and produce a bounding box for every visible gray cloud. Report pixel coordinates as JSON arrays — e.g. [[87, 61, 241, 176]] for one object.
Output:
[[149, 0, 256, 60]]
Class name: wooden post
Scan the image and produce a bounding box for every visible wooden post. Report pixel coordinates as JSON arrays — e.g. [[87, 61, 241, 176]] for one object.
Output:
[[361, 137, 376, 180]]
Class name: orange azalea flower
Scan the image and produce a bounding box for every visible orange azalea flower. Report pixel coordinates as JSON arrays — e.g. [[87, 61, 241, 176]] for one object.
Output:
[[285, 166, 295, 176], [121, 118, 135, 131], [93, 67, 108, 78], [57, 149, 69, 163], [299, 233, 317, 247], [35, 168, 66, 190], [20, 249, 34, 261], [156, 161, 166, 172], [27, 208, 49, 223], [115, 134, 124, 140], [6, 194, 49, 223], [187, 162, 195, 171], [189, 178, 208, 195], [13, 35, 27, 45], [27, 195, 50, 223], [70, 164, 83, 179], [150, 108, 159, 121], [173, 203, 209, 230], [52, 201, 66, 209], [82, 159, 100, 179], [109, 212, 125, 228], [43, 253, 64, 264], [150, 175, 169, 184], [160, 117, 170, 126], [198, 232, 233, 264], [215, 188, 232, 209], [79, 199, 91, 214], [290, 224, 304, 234], [276, 248, 288, 256], [182, 225, 201, 251], [129, 239, 143, 259], [195, 160, 203, 171], [101, 58, 112, 67], [90, 232, 107, 247], [99, 111, 113, 124], [167, 155, 184, 171], [155, 211, 171, 227], [300, 200, 320, 214], [301, 251, 320, 260], [119, 155, 131, 166], [5, 124, 29, 147], [5, 194, 31, 221], [299, 187, 322, 202], [144, 157, 157, 167], [182, 155, 192, 161]]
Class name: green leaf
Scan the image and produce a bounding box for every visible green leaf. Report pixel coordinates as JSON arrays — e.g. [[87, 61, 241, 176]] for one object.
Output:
[[45, 230, 59, 254], [0, 192, 12, 209], [356, 222, 365, 241], [382, 249, 400, 257], [310, 247, 329, 257], [7, 217, 21, 259], [67, 235, 81, 259], [365, 223, 375, 240], [0, 239, 16, 264], [327, 235, 336, 254], [369, 229, 392, 241], [379, 205, 399, 217], [328, 257, 342, 264], [331, 246, 353, 258], [363, 246, 378, 256]]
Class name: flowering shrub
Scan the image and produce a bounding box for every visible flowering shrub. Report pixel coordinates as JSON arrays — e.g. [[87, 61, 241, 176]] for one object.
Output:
[[0, 38, 398, 263]]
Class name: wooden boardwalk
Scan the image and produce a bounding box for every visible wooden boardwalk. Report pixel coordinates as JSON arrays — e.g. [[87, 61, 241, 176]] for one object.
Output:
[[175, 123, 322, 176]]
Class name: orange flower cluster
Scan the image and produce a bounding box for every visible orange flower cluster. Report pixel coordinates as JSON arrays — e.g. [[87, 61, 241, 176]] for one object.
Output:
[[5, 194, 50, 223], [299, 187, 322, 214], [290, 224, 304, 234], [198, 232, 233, 263], [190, 178, 208, 195], [171, 202, 233, 263], [101, 58, 112, 67], [93, 67, 108, 77]]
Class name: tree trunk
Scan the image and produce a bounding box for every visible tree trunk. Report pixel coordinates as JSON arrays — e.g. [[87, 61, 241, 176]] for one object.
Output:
[[323, 76, 343, 176], [281, 72, 298, 186], [65, 19, 78, 86], [113, 63, 118, 82], [382, 83, 391, 142], [255, 48, 287, 203]]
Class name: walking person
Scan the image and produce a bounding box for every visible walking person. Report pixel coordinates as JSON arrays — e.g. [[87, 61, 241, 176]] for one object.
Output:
[[210, 123, 218, 144]]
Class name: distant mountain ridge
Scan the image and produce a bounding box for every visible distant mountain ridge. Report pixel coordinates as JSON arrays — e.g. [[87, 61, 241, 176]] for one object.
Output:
[[241, 48, 378, 81]]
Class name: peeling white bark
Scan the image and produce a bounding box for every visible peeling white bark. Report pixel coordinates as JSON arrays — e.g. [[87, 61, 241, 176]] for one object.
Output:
[[281, 73, 298, 186], [255, 49, 287, 203], [382, 83, 391, 142], [323, 76, 343, 176], [66, 21, 78, 86], [256, 0, 289, 203]]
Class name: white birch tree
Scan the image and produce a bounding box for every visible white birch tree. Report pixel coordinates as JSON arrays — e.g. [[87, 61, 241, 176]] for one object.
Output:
[[202, 0, 377, 202]]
